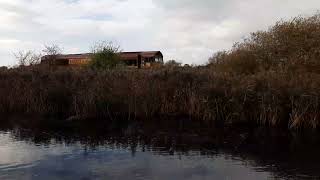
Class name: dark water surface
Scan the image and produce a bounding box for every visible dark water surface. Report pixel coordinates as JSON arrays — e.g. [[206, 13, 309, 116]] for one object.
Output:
[[0, 120, 319, 180]]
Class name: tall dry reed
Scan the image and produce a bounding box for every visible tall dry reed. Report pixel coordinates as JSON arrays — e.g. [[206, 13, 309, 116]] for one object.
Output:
[[0, 66, 319, 129]]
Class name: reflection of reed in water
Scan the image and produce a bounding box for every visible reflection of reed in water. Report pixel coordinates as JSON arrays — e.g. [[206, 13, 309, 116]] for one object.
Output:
[[1, 123, 320, 180]]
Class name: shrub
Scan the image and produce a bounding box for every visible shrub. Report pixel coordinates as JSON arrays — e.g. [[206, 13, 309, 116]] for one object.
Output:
[[164, 60, 182, 67], [89, 41, 123, 70], [209, 14, 320, 74]]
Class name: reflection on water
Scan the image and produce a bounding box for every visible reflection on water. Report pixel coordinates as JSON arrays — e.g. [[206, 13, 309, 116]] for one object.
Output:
[[0, 122, 319, 180]]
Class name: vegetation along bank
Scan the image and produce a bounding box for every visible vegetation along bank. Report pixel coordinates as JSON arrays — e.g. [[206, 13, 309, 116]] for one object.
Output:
[[1, 14, 320, 130]]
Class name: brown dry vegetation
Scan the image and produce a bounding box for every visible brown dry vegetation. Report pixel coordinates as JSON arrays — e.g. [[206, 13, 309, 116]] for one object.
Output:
[[209, 14, 320, 74], [0, 66, 319, 129], [0, 14, 320, 129]]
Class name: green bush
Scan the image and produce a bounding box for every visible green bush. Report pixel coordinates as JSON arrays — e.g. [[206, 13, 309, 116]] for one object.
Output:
[[89, 41, 123, 70]]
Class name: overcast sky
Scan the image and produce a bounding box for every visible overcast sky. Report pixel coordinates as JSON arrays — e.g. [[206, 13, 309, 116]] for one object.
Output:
[[0, 0, 319, 66]]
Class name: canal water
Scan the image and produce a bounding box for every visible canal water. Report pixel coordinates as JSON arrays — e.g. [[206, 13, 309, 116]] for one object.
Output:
[[0, 121, 319, 180]]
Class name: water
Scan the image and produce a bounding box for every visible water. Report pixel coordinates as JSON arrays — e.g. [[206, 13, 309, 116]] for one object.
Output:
[[0, 123, 319, 180]]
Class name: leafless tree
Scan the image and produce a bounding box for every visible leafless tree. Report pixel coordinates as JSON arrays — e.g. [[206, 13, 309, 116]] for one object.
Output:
[[14, 50, 42, 66], [41, 44, 63, 65], [42, 44, 63, 56]]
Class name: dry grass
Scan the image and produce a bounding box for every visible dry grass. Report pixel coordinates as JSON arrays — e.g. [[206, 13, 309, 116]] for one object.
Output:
[[0, 66, 319, 129]]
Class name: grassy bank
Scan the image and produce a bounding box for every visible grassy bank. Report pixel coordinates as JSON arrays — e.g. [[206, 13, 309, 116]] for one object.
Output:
[[1, 14, 320, 129]]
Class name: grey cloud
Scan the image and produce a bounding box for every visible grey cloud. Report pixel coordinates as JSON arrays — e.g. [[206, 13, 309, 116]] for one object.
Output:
[[149, 0, 320, 64], [0, 2, 38, 17], [153, 0, 229, 12], [153, 0, 233, 22]]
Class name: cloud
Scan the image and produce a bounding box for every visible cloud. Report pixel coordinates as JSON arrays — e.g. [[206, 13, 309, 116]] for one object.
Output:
[[0, 0, 156, 65], [150, 0, 320, 64], [0, 0, 320, 66]]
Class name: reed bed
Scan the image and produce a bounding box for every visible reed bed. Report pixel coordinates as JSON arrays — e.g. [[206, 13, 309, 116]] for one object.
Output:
[[0, 66, 319, 129]]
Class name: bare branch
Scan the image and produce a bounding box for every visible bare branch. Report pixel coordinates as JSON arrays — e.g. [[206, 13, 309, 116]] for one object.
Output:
[[14, 50, 42, 66], [42, 44, 63, 56]]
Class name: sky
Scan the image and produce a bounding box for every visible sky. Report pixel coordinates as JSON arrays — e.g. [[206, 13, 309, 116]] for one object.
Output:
[[0, 0, 319, 66]]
